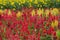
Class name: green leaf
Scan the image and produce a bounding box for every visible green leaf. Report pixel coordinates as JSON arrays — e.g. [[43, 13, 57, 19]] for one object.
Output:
[[56, 30, 60, 37]]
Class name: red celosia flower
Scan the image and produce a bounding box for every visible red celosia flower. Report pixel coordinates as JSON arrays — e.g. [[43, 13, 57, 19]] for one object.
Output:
[[28, 34, 36, 40], [43, 29, 47, 33], [0, 21, 2, 25], [0, 15, 2, 20], [58, 22, 60, 29], [52, 31, 56, 36], [21, 21, 29, 34], [0, 36, 2, 40], [37, 32, 40, 40], [5, 28, 12, 38], [0, 8, 59, 40], [49, 27, 54, 32]]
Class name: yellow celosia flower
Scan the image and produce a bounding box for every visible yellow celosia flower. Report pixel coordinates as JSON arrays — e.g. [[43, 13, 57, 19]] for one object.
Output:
[[51, 20, 58, 27], [52, 8, 59, 16], [31, 10, 35, 16], [0, 10, 3, 14], [37, 9, 42, 16], [16, 11, 22, 18], [45, 9, 50, 17], [51, 21, 55, 27], [8, 10, 11, 15], [54, 20, 58, 27], [3, 9, 7, 14]]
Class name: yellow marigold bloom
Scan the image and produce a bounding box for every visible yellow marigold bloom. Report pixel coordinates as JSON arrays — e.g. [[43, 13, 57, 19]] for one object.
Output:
[[52, 8, 59, 16], [50, 8, 53, 13], [31, 10, 35, 16], [51, 20, 58, 27], [16, 11, 22, 18]]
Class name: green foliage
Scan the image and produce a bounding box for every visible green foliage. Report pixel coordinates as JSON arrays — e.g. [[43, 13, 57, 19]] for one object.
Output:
[[56, 30, 60, 37], [40, 35, 52, 40]]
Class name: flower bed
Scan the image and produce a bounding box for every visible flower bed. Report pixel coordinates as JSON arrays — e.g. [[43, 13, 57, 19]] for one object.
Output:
[[0, 8, 60, 40]]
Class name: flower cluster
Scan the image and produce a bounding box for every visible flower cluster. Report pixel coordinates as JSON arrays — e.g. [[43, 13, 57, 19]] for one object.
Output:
[[0, 8, 60, 40]]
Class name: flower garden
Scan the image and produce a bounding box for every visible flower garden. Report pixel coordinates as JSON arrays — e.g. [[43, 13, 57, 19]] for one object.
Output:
[[0, 0, 60, 40]]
